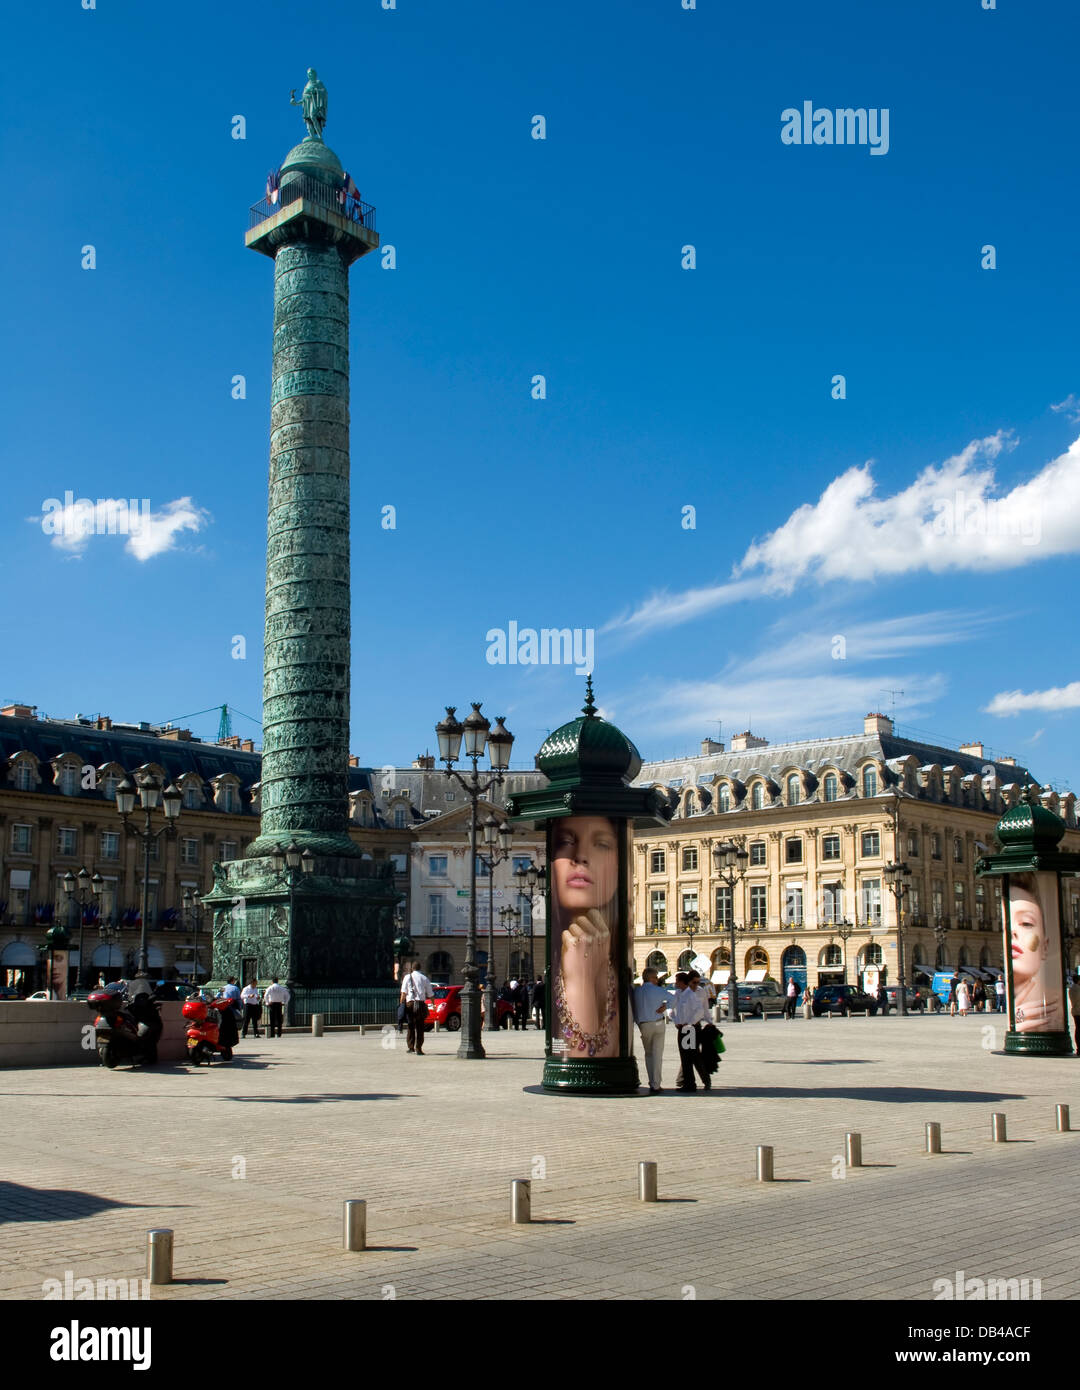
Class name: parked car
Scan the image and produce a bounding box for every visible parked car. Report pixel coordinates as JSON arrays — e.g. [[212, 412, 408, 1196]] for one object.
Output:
[[424, 984, 515, 1032], [0, 987, 25, 1000], [716, 981, 787, 1017], [882, 985, 921, 1012], [26, 991, 52, 1001], [812, 983, 878, 1016]]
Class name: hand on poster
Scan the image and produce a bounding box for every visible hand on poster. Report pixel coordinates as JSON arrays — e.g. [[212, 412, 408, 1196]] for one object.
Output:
[[560, 908, 611, 1037]]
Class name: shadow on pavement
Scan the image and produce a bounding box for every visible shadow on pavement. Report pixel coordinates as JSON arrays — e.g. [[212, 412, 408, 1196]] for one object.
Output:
[[0, 1180, 186, 1225], [226, 1092, 414, 1104], [717, 1086, 1028, 1103], [760, 1060, 875, 1066]]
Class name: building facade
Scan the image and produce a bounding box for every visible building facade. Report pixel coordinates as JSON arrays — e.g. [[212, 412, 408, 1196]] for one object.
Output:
[[630, 714, 1080, 996], [0, 704, 543, 991]]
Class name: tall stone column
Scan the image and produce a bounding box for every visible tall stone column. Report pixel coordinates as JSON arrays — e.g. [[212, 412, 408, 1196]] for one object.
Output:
[[201, 76, 401, 988]]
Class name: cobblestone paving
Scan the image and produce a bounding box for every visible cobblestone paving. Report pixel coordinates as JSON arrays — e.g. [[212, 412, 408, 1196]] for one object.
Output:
[[1, 1015, 1076, 1301]]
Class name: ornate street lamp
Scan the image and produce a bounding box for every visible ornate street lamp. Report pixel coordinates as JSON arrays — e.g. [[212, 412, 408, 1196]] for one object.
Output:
[[116, 770, 182, 986], [435, 704, 514, 1059], [182, 886, 205, 987], [833, 917, 855, 984], [712, 841, 749, 1023], [681, 909, 700, 968], [480, 813, 515, 1030], [392, 899, 413, 983], [883, 861, 912, 1015], [62, 867, 101, 992]]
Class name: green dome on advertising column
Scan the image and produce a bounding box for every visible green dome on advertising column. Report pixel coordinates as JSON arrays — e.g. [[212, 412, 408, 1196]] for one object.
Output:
[[976, 783, 1080, 877], [44, 923, 71, 950], [506, 678, 672, 827]]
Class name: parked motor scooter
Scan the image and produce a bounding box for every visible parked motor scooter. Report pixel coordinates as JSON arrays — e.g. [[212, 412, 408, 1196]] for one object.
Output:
[[182, 994, 239, 1064], [87, 983, 164, 1068]]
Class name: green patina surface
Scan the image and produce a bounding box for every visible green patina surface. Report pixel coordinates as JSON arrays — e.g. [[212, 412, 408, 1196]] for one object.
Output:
[[203, 79, 396, 987]]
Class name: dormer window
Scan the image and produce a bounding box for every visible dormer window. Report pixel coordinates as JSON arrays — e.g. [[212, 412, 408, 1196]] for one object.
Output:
[[751, 783, 764, 811], [717, 784, 731, 812], [57, 761, 80, 796], [393, 806, 406, 830], [182, 780, 202, 809], [14, 760, 35, 790], [862, 767, 878, 797], [823, 773, 838, 802], [102, 770, 121, 801], [787, 775, 801, 806]]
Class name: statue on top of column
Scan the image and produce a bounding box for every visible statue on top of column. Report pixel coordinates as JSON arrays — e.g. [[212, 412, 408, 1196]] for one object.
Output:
[[290, 68, 328, 140]]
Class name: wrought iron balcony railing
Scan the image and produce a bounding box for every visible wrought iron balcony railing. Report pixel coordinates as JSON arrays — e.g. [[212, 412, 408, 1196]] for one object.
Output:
[[250, 172, 377, 234]]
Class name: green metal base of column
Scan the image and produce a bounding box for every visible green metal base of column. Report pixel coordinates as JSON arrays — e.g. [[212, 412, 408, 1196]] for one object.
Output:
[[542, 1055, 641, 1094], [246, 831, 362, 859], [1003, 1030, 1074, 1057]]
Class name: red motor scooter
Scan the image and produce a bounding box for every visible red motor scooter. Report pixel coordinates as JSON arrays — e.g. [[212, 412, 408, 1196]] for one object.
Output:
[[182, 996, 237, 1064]]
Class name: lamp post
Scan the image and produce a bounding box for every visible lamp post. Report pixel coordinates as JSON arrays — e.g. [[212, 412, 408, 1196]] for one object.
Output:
[[97, 920, 120, 984], [833, 917, 855, 984], [116, 770, 182, 983], [62, 867, 102, 992], [525, 862, 546, 988], [712, 841, 749, 1023], [481, 814, 515, 1030], [883, 861, 912, 1015], [182, 886, 205, 987], [435, 704, 514, 1060], [392, 899, 413, 985], [681, 909, 700, 970], [933, 916, 949, 971]]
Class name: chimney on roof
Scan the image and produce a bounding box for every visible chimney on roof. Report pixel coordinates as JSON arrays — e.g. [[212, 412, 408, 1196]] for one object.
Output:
[[730, 730, 768, 752], [959, 741, 984, 759], [348, 755, 361, 768], [161, 727, 193, 741], [999, 755, 1016, 766], [241, 739, 254, 752], [95, 715, 112, 731], [217, 735, 242, 749], [412, 753, 435, 769], [863, 712, 894, 736], [700, 738, 725, 756], [1, 703, 35, 719]]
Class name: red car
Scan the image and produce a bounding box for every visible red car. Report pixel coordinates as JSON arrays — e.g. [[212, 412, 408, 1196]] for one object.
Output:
[[425, 984, 516, 1031]]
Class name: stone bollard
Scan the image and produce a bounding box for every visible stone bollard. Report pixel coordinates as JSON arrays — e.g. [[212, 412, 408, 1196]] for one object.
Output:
[[343, 1200, 366, 1251], [991, 1113, 1007, 1143], [845, 1132, 862, 1168], [756, 1145, 774, 1182], [312, 1014, 324, 1037], [1057, 1104, 1071, 1133], [147, 1228, 173, 1285], [925, 1121, 942, 1154], [638, 1161, 658, 1202], [511, 1179, 531, 1224]]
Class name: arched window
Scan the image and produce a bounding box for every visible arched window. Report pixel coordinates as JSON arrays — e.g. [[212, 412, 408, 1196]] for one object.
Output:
[[393, 806, 406, 830], [823, 772, 838, 802], [748, 947, 769, 969], [678, 949, 696, 970], [57, 762, 80, 796], [102, 770, 122, 801], [787, 775, 801, 805], [751, 783, 764, 811], [718, 784, 731, 812], [646, 951, 669, 975], [823, 944, 842, 967], [14, 759, 35, 791], [864, 943, 883, 965], [911, 945, 925, 966], [957, 947, 969, 967], [711, 946, 731, 968], [863, 767, 878, 797], [685, 790, 696, 816]]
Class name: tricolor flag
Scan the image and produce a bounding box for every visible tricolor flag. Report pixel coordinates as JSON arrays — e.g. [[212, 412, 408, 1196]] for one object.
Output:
[[266, 168, 281, 205]]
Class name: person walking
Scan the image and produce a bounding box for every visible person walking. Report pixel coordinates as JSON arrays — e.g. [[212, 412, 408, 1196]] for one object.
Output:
[[784, 976, 797, 1020], [513, 977, 530, 1030], [995, 976, 1006, 1013], [668, 972, 712, 1091], [263, 977, 290, 1037], [973, 979, 986, 1013], [400, 959, 434, 1054], [956, 978, 971, 1016], [531, 976, 545, 1030], [633, 967, 672, 1094], [802, 982, 814, 1019], [1068, 976, 1080, 1055], [240, 979, 262, 1038], [948, 973, 960, 1016]]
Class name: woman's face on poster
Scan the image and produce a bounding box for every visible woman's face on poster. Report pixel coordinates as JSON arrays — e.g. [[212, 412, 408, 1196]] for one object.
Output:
[[551, 817, 618, 913], [1010, 885, 1044, 985]]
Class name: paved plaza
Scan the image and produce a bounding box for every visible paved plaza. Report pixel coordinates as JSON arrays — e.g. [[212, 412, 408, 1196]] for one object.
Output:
[[1, 1015, 1076, 1302]]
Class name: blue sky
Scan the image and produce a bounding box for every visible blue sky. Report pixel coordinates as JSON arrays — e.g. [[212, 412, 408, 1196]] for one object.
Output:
[[5, 0, 1080, 786]]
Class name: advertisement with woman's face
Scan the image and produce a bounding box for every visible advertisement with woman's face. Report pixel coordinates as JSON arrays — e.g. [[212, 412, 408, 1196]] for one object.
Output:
[[550, 815, 621, 1059], [1008, 872, 1066, 1033]]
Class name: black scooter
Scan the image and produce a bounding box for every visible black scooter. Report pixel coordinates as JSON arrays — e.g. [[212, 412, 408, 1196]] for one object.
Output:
[[87, 983, 164, 1068]]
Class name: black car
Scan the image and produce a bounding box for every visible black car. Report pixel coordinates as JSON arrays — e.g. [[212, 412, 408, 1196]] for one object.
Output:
[[882, 985, 922, 1012], [812, 983, 878, 1016]]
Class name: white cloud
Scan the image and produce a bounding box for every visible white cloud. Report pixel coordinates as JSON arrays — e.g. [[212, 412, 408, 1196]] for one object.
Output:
[[985, 682, 1080, 716], [37, 496, 210, 560], [604, 430, 1080, 642], [1051, 393, 1080, 423]]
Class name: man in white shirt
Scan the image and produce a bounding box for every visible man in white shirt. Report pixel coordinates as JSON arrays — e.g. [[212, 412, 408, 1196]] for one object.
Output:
[[240, 980, 262, 1039], [667, 972, 712, 1091], [400, 960, 434, 1054], [633, 967, 673, 1093], [262, 977, 290, 1037]]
